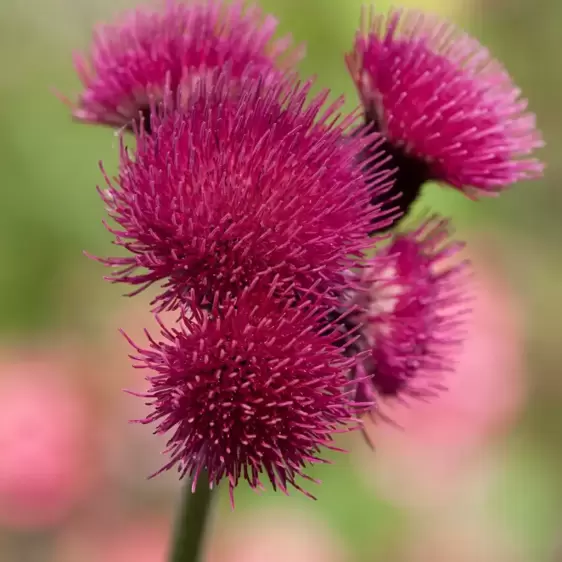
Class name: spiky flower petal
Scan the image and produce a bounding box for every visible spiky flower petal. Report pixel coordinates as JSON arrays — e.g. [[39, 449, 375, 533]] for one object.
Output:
[[347, 8, 544, 226], [125, 284, 361, 502], [96, 72, 394, 311], [346, 216, 470, 412], [70, 0, 304, 131]]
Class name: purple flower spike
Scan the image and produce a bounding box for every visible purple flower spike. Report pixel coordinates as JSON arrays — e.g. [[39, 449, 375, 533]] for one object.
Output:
[[124, 284, 361, 503], [95, 72, 394, 311], [69, 0, 304, 131], [347, 8, 544, 225], [347, 216, 471, 413]]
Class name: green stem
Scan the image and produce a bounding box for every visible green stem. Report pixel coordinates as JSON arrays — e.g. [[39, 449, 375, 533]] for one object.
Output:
[[168, 474, 214, 562]]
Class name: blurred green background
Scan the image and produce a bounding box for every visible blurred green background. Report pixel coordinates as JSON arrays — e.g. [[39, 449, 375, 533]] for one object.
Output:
[[0, 0, 559, 561]]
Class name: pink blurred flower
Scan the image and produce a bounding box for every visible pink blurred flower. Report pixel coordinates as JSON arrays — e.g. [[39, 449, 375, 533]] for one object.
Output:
[[208, 507, 348, 562], [0, 353, 96, 529], [355, 255, 525, 507]]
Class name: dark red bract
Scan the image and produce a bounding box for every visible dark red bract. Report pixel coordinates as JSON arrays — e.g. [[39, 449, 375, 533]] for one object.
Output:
[[96, 73, 395, 311], [70, 0, 303, 130], [124, 285, 361, 502]]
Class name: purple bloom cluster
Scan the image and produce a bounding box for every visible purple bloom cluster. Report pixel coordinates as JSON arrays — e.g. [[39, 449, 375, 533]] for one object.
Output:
[[66, 1, 543, 500]]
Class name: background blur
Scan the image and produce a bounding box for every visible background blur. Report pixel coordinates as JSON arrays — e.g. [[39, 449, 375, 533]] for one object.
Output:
[[0, 0, 559, 560]]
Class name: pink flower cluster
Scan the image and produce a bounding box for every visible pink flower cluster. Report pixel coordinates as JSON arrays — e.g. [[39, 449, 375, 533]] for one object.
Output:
[[66, 0, 543, 500], [0, 356, 96, 529]]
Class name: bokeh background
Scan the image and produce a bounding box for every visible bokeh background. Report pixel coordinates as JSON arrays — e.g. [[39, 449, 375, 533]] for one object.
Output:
[[0, 0, 559, 560]]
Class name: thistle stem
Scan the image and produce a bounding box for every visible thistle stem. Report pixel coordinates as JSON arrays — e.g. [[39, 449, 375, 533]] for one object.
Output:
[[169, 474, 214, 562]]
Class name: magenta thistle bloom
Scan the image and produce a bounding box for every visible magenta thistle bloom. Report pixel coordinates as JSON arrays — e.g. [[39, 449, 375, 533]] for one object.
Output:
[[96, 72, 394, 311], [346, 216, 470, 412], [347, 8, 544, 228], [69, 0, 304, 131], [124, 284, 361, 502]]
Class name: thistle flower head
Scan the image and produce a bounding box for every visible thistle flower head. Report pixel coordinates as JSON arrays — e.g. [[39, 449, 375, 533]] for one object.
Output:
[[70, 0, 304, 131], [125, 283, 361, 502], [346, 8, 544, 223], [347, 216, 470, 412], [96, 72, 394, 311]]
